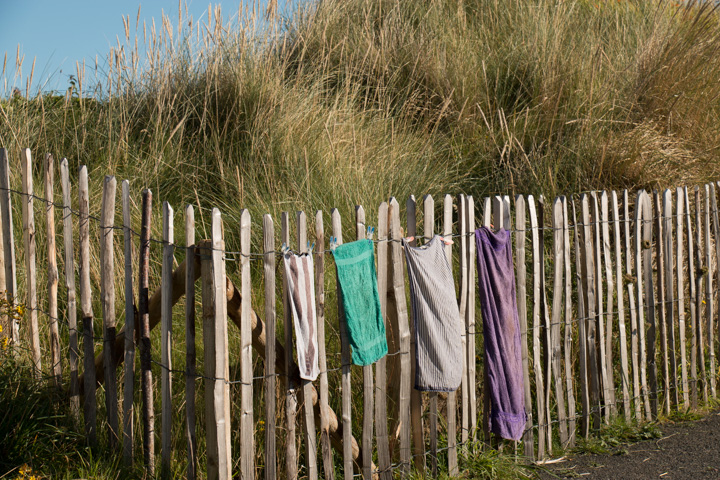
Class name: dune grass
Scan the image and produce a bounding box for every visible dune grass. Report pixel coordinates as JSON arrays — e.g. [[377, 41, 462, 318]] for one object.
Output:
[[2, 0, 720, 478]]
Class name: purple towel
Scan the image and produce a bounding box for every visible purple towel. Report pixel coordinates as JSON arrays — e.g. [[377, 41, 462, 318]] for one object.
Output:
[[475, 227, 526, 441]]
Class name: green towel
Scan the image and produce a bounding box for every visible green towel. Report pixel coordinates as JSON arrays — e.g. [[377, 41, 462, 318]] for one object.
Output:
[[333, 239, 388, 366]]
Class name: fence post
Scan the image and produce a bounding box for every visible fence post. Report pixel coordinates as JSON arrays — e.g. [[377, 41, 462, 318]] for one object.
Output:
[[139, 189, 155, 474], [20, 148, 41, 375], [466, 196, 477, 443], [457, 194, 469, 446], [122, 180, 135, 466], [687, 187, 699, 409], [240, 209, 254, 479], [161, 201, 174, 476], [444, 194, 459, 474], [600, 192, 617, 418], [424, 195, 439, 477], [101, 175, 119, 448], [375, 203, 391, 480], [263, 214, 277, 480], [79, 165, 97, 446], [528, 195, 546, 457], [282, 211, 298, 480], [572, 198, 590, 438], [705, 185, 716, 399], [0, 148, 17, 343], [654, 191, 670, 417], [185, 205, 197, 478], [562, 197, 576, 447], [611, 191, 630, 422], [590, 192, 609, 425], [60, 158, 80, 421], [676, 187, 690, 410], [663, 190, 678, 410], [45, 153, 62, 387], [551, 197, 568, 446], [538, 196, 553, 450]]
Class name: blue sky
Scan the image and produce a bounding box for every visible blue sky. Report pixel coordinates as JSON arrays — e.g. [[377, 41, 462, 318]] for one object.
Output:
[[0, 0, 288, 95]]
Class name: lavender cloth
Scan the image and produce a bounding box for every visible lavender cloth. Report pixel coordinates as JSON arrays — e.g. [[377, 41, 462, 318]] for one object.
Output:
[[475, 227, 526, 441]]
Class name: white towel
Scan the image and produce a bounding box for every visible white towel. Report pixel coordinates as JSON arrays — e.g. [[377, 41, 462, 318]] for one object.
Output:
[[283, 252, 320, 381]]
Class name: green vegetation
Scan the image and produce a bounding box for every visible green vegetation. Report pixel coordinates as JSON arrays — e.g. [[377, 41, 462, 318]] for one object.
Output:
[[2, 0, 720, 478]]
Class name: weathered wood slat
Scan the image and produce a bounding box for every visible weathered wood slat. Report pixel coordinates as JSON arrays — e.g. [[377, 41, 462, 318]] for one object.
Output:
[[406, 196, 425, 470], [282, 212, 298, 480], [332, 208, 354, 477], [443, 194, 459, 475], [642, 192, 658, 419], [60, 158, 80, 421], [695, 187, 707, 404], [184, 205, 196, 478], [355, 206, 374, 480], [375, 204, 390, 480], [562, 197, 576, 447], [240, 209, 254, 480], [624, 190, 642, 420], [663, 190, 678, 410], [101, 176, 119, 448], [45, 154, 62, 386], [515, 195, 534, 457], [139, 189, 155, 473], [611, 191, 631, 422], [457, 194, 469, 445], [314, 211, 335, 480], [0, 149, 17, 343], [263, 214, 277, 480], [572, 198, 590, 438], [581, 194, 601, 431], [388, 197, 412, 475], [676, 187, 690, 409], [423, 195, 439, 477], [687, 186, 699, 409], [528, 195, 546, 457], [20, 149, 41, 375], [122, 181, 135, 466], [161, 201, 174, 476], [79, 165, 97, 446], [539, 195, 553, 452], [551, 197, 568, 447], [590, 192, 609, 425], [634, 190, 652, 421], [212, 209, 232, 479], [600, 192, 616, 418], [467, 196, 477, 442], [654, 191, 669, 416], [706, 185, 717, 398]]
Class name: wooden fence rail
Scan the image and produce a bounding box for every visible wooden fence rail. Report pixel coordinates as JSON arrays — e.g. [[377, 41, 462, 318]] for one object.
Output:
[[1, 146, 720, 479]]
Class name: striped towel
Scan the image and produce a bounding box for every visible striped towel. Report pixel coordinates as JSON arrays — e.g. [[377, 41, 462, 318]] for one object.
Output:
[[283, 252, 320, 381], [403, 235, 463, 392]]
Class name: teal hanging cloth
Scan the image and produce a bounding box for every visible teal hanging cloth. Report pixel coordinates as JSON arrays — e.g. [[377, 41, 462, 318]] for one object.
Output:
[[332, 239, 388, 366]]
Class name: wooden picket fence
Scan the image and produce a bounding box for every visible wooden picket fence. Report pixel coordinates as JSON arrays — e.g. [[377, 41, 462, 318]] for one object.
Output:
[[0, 146, 719, 479]]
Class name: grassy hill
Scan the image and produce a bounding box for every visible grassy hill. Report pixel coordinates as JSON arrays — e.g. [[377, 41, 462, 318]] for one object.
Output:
[[2, 0, 720, 478]]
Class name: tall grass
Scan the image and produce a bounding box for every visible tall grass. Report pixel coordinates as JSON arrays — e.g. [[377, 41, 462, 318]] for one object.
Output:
[[2, 0, 720, 477]]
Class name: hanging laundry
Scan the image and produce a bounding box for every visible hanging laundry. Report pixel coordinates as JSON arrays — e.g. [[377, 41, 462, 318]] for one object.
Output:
[[475, 227, 526, 441], [332, 239, 387, 366], [403, 235, 463, 392], [283, 251, 320, 381]]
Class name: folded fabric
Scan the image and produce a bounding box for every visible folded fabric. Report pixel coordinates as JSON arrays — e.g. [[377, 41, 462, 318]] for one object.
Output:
[[283, 252, 320, 381], [403, 235, 463, 392], [475, 227, 527, 441], [332, 239, 387, 366]]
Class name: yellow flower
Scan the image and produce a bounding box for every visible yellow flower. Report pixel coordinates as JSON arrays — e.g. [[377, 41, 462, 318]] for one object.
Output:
[[19, 464, 31, 475]]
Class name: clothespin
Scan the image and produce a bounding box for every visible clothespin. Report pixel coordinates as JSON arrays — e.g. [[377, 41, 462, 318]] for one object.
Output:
[[367, 226, 375, 241], [330, 236, 338, 251], [310, 241, 315, 252], [281, 243, 290, 255], [439, 235, 454, 245], [403, 235, 415, 243], [307, 241, 311, 252]]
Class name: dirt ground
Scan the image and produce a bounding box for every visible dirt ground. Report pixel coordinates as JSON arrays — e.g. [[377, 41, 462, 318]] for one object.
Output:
[[537, 411, 720, 479]]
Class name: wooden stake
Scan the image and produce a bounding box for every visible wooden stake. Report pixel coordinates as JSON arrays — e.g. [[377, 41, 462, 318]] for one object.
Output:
[[389, 198, 411, 475], [122, 180, 135, 466], [296, 211, 317, 480], [654, 191, 669, 416], [263, 214, 277, 480], [695, 187, 707, 404], [706, 185, 717, 398], [515, 195, 534, 458], [240, 209, 254, 480], [551, 197, 568, 446], [161, 202, 174, 476], [79, 165, 97, 446], [60, 159, 80, 421], [687, 186, 699, 409], [467, 196, 477, 442], [624, 190, 642, 420], [423, 195, 439, 477], [0, 149, 18, 343], [457, 194, 469, 445], [634, 190, 652, 421], [581, 194, 600, 431], [562, 197, 576, 447], [528, 195, 546, 457], [20, 148, 41, 375], [590, 192, 609, 425], [45, 153, 62, 386], [572, 198, 590, 438], [101, 176, 119, 448], [539, 195, 553, 451], [663, 190, 678, 410], [139, 189, 155, 473], [600, 192, 616, 417], [282, 212, 298, 480], [642, 192, 658, 420], [315, 211, 336, 480], [185, 205, 196, 478], [611, 191, 631, 422], [444, 195, 459, 474], [676, 187, 690, 409]]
